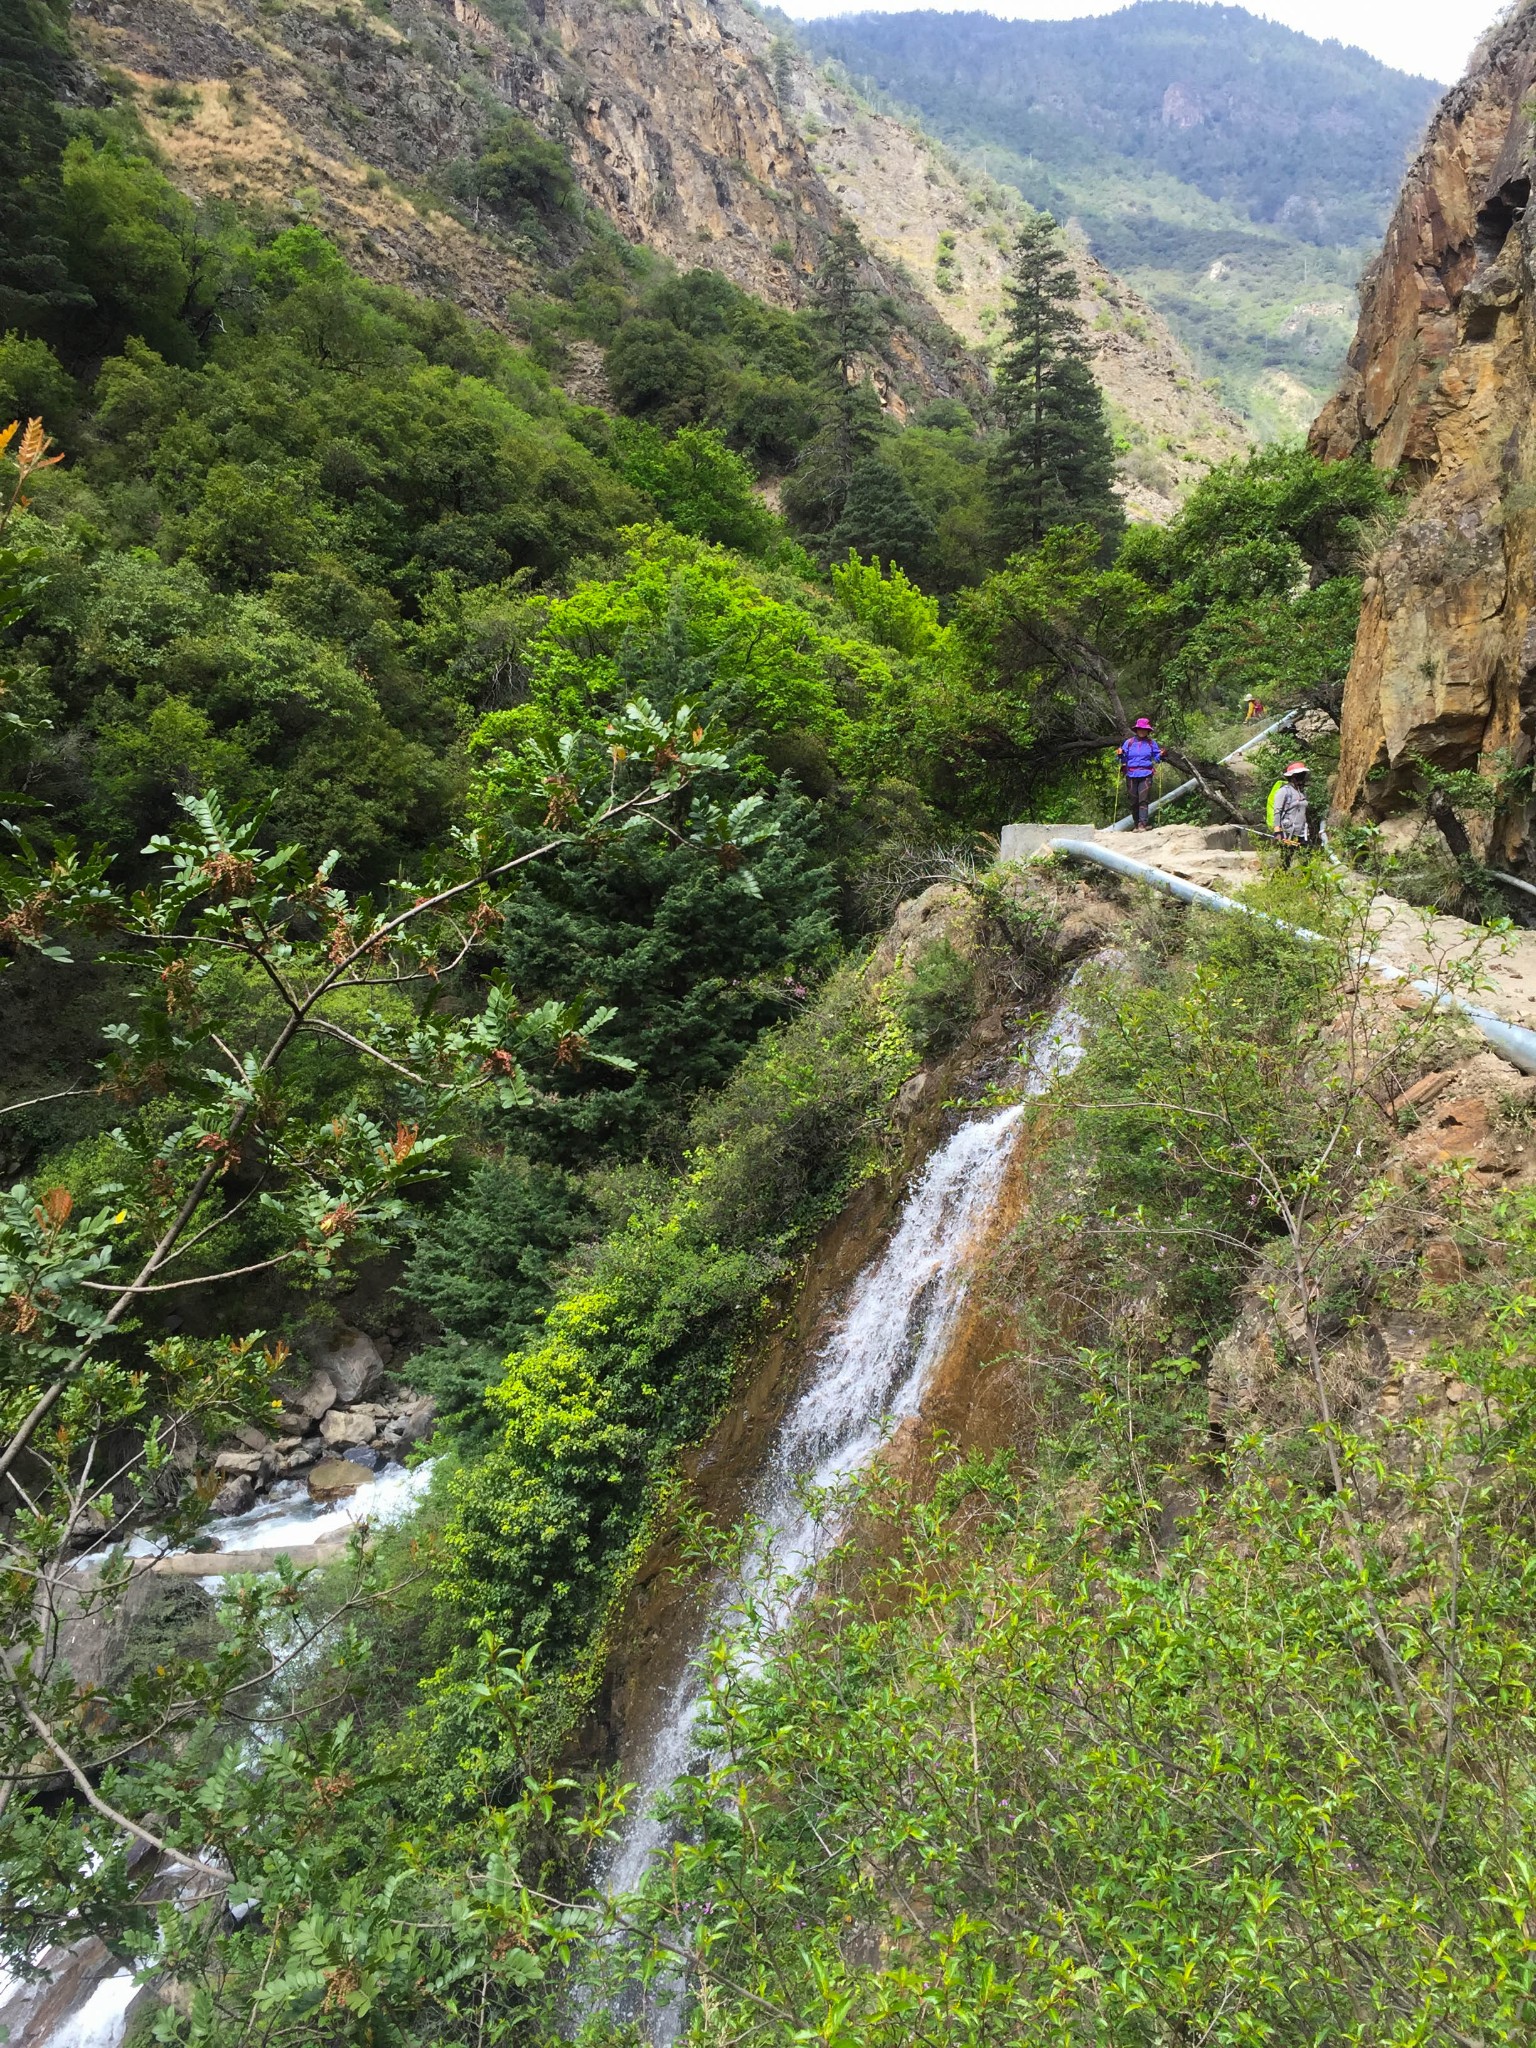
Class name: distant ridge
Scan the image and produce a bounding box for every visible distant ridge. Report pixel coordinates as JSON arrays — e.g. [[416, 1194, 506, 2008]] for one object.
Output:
[[791, 1, 1442, 429]]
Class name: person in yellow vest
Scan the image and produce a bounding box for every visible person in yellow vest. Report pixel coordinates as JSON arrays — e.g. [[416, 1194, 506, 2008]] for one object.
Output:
[[1266, 761, 1310, 866]]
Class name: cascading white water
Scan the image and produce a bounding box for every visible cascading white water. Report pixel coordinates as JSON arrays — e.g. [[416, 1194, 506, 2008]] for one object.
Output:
[[598, 1000, 1086, 1937], [22, 1467, 441, 2048], [39, 1971, 139, 2048]]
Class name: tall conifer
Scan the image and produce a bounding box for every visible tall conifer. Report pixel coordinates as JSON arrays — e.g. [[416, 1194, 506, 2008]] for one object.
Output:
[[782, 221, 884, 535], [989, 213, 1122, 556]]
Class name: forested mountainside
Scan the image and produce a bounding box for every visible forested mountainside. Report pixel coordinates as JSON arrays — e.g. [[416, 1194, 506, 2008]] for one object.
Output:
[[68, 0, 1241, 483], [14, 0, 1536, 2040], [796, 1, 1443, 430], [771, 34, 1248, 515]]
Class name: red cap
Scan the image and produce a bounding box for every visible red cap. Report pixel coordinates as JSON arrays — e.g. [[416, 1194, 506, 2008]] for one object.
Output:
[[1283, 760, 1308, 776]]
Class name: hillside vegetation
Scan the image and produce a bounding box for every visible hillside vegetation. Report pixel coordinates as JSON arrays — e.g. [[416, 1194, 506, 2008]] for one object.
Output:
[[11, 0, 1536, 2041], [795, 1, 1441, 429], [599, 872, 1536, 2043]]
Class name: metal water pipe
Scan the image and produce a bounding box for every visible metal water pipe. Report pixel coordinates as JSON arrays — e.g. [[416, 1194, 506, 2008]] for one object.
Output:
[[1106, 708, 1301, 833], [1047, 833, 1536, 1076]]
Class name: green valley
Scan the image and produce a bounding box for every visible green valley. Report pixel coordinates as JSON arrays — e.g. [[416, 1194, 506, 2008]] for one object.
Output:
[[8, 0, 1536, 2042], [791, 1, 1442, 430]]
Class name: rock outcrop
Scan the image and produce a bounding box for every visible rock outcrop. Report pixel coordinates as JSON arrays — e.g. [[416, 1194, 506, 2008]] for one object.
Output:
[[1208, 1045, 1536, 1458], [70, 0, 1238, 460], [1311, 1, 1536, 854], [72, 0, 974, 402]]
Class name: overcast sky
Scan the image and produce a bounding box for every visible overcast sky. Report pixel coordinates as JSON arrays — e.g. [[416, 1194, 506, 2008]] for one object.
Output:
[[774, 0, 1506, 87]]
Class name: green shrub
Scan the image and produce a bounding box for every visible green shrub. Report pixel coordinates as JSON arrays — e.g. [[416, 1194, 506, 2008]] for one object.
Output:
[[0, 330, 74, 424], [604, 315, 715, 423], [831, 549, 947, 657], [610, 419, 780, 554], [897, 934, 976, 1055], [458, 114, 577, 238], [440, 957, 914, 1661]]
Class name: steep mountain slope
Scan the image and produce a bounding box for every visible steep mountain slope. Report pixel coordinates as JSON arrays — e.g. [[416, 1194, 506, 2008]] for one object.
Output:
[[793, 2, 1442, 430], [776, 49, 1248, 509], [72, 0, 965, 400], [73, 0, 1242, 485], [1310, 0, 1536, 865], [72, 0, 822, 303]]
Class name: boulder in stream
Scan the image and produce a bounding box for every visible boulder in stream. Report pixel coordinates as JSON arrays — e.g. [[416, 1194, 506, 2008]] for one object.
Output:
[[310, 1326, 384, 1404], [210, 1474, 255, 1517], [319, 1407, 374, 1449], [307, 1458, 368, 1503], [213, 1450, 262, 1477], [341, 1444, 381, 1471], [284, 1368, 338, 1423], [55, 1572, 217, 1691], [396, 1395, 437, 1447]]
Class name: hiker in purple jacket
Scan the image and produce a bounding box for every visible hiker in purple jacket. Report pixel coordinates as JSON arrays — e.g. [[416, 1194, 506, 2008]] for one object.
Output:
[[1118, 717, 1163, 830]]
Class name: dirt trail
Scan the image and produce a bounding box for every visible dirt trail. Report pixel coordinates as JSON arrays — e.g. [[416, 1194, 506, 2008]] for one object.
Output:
[[1064, 824, 1536, 1035]]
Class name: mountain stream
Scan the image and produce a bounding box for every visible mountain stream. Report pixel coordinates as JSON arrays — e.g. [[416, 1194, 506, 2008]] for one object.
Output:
[[595, 996, 1086, 2034]]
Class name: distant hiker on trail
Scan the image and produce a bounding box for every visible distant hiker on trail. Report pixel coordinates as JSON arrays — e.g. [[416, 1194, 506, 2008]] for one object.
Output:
[[1118, 717, 1163, 831], [1267, 760, 1310, 866]]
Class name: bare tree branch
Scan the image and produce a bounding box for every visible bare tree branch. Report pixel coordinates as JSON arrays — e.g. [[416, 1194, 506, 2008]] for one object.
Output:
[[7, 1675, 231, 1887]]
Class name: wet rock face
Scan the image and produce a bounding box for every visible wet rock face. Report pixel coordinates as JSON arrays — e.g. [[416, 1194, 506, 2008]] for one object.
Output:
[[1311, 7, 1536, 852], [0, 1936, 126, 2047]]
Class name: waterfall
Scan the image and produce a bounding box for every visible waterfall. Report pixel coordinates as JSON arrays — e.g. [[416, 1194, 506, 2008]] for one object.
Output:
[[596, 999, 1086, 2004], [38, 1972, 139, 2048]]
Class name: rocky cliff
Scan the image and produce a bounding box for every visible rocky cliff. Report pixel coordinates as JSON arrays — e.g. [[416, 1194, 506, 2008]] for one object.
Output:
[[75, 0, 836, 299], [1311, 1, 1536, 854], [72, 0, 1238, 472], [73, 0, 971, 401]]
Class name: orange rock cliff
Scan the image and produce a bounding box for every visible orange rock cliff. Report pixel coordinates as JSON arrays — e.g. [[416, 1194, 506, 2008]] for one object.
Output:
[[1311, 0, 1536, 854]]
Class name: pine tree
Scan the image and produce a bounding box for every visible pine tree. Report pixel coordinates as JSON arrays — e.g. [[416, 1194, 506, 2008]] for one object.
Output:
[[988, 213, 1123, 557], [829, 457, 937, 579], [782, 222, 884, 534]]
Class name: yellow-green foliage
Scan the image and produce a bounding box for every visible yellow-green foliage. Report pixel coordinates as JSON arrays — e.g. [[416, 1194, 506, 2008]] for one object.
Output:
[[441, 957, 916, 1661], [467, 526, 930, 789], [831, 549, 949, 659]]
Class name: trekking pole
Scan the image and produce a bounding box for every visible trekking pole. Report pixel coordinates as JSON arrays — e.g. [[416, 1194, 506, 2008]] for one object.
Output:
[[1105, 708, 1301, 833]]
